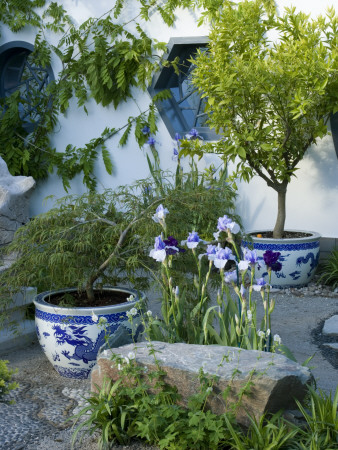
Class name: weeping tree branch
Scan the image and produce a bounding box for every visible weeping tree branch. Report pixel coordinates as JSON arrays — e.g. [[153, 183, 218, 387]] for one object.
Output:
[[85, 197, 165, 300]]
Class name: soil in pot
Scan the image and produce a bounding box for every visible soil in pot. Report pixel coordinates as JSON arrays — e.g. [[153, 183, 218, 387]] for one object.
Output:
[[252, 231, 312, 239], [44, 289, 130, 308]]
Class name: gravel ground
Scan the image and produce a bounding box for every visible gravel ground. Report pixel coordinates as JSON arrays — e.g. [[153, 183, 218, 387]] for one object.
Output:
[[257, 288, 338, 393], [0, 282, 337, 449]]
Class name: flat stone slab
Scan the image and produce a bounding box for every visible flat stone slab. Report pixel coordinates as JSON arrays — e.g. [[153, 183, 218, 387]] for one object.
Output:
[[322, 315, 338, 336], [323, 343, 338, 351], [92, 341, 312, 427]]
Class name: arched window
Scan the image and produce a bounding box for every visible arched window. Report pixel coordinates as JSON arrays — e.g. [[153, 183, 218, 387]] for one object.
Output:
[[0, 41, 54, 133], [148, 37, 218, 141]]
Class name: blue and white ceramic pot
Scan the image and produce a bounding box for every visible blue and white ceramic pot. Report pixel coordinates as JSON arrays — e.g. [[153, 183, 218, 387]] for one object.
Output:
[[34, 287, 145, 379], [241, 230, 321, 289]]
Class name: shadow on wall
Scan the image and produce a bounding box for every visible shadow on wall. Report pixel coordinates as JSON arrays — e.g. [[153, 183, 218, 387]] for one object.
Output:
[[305, 127, 338, 194], [287, 128, 338, 227], [232, 127, 338, 234], [235, 177, 274, 232]]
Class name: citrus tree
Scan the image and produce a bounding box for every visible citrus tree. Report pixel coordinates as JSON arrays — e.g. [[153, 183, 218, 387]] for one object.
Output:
[[181, 0, 338, 238]]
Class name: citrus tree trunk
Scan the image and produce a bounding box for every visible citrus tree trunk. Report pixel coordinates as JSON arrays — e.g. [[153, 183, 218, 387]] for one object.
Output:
[[273, 183, 288, 239]]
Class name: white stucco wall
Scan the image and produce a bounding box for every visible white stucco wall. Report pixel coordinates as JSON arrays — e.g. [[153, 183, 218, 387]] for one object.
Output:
[[1, 0, 337, 237]]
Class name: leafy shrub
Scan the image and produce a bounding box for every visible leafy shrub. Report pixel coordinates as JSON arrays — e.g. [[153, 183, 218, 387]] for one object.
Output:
[[0, 164, 238, 309], [318, 249, 338, 289], [0, 360, 18, 400], [145, 149, 241, 243]]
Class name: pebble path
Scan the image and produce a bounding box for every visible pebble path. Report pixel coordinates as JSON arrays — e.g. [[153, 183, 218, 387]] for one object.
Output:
[[0, 378, 91, 449]]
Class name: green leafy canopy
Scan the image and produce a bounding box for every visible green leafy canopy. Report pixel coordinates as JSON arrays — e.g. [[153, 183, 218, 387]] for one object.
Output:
[[182, 0, 338, 237], [191, 1, 338, 184]]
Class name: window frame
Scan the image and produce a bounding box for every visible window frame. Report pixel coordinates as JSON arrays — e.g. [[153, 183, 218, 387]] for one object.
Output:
[[148, 36, 218, 141], [0, 41, 54, 133]]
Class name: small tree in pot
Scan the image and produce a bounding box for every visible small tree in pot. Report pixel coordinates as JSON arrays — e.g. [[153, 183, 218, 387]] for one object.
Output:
[[181, 0, 338, 239], [0, 167, 239, 308], [0, 170, 239, 378], [0, 189, 157, 307]]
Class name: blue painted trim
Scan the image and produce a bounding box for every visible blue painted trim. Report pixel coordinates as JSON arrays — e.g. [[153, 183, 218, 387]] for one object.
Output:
[[242, 240, 320, 251], [54, 365, 91, 379], [35, 309, 140, 324]]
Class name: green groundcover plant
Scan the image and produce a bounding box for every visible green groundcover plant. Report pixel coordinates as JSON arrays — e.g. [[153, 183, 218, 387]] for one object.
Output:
[[72, 349, 338, 449], [318, 249, 338, 290], [0, 360, 18, 401]]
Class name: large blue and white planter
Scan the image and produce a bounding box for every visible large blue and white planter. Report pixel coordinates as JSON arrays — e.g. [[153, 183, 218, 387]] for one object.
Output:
[[34, 287, 145, 379], [241, 230, 321, 289]]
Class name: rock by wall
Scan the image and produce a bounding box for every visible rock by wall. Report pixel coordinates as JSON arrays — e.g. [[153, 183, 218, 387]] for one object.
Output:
[[0, 156, 35, 247]]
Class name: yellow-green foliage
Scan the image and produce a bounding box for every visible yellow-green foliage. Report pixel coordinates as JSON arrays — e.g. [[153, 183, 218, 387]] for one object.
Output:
[[0, 360, 18, 399]]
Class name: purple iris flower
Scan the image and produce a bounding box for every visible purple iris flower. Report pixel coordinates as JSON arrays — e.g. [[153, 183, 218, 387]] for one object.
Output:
[[252, 277, 269, 291], [224, 269, 238, 283], [163, 236, 185, 255], [217, 215, 232, 231], [155, 236, 165, 250], [172, 147, 179, 161], [185, 128, 202, 140], [152, 204, 169, 224], [206, 244, 217, 257], [187, 128, 199, 139], [217, 215, 240, 235], [245, 249, 258, 265], [172, 133, 181, 161], [238, 249, 259, 271], [142, 126, 150, 135], [147, 137, 156, 146], [198, 244, 218, 261], [214, 246, 235, 269], [187, 231, 200, 249], [149, 235, 167, 262], [263, 250, 282, 272]]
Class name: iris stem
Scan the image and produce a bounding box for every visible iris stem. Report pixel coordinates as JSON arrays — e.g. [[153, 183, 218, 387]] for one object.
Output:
[[266, 270, 272, 352]]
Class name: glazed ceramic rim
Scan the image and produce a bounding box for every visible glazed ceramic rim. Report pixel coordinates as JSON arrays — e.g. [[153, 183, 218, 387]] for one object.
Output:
[[245, 230, 321, 244], [33, 286, 145, 315]]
